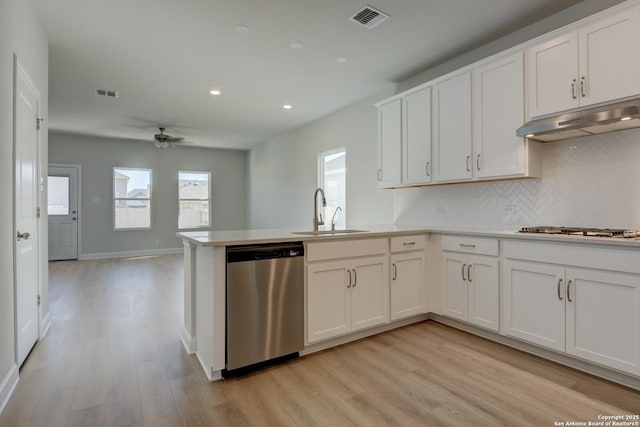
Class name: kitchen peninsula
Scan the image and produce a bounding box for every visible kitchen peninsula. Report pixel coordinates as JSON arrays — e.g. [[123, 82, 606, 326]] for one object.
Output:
[[178, 226, 640, 390]]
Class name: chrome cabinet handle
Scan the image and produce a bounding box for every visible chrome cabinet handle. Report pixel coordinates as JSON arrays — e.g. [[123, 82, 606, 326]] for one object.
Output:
[[571, 79, 577, 100], [580, 76, 587, 98], [347, 269, 352, 288], [462, 263, 467, 281], [476, 154, 481, 171], [467, 264, 472, 282], [403, 242, 416, 246], [426, 161, 431, 177], [465, 156, 470, 172], [353, 269, 357, 287], [377, 169, 382, 181], [459, 243, 476, 248], [392, 263, 397, 281], [567, 279, 573, 302], [17, 231, 30, 241], [557, 278, 563, 300]]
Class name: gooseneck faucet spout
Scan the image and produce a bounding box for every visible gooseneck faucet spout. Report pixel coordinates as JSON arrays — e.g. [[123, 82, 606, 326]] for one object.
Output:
[[313, 188, 327, 232]]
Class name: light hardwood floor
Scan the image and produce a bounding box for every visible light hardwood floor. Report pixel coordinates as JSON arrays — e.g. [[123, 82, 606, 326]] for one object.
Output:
[[1, 253, 638, 426]]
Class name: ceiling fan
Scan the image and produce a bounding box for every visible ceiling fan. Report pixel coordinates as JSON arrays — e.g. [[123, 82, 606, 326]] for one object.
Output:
[[152, 127, 185, 149]]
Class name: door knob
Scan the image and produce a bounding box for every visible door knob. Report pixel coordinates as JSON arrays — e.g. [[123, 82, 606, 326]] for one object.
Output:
[[17, 231, 30, 241]]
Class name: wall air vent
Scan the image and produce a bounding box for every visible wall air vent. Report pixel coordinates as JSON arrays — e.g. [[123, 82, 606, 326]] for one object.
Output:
[[95, 88, 119, 98], [349, 5, 389, 29]]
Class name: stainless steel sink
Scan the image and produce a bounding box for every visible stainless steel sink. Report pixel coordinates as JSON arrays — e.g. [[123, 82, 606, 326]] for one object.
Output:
[[291, 229, 368, 236]]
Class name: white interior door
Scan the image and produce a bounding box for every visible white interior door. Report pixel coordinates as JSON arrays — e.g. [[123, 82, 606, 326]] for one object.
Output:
[[14, 59, 40, 367], [48, 166, 78, 260]]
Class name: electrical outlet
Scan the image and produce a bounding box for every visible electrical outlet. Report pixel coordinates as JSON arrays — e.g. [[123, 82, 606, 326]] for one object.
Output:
[[503, 204, 516, 215], [436, 206, 445, 214]]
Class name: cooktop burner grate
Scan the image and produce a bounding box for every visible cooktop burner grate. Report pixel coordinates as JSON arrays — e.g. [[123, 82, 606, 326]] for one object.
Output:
[[519, 226, 637, 238]]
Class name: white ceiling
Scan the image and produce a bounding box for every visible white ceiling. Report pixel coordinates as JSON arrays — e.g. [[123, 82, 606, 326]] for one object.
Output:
[[33, 0, 585, 150]]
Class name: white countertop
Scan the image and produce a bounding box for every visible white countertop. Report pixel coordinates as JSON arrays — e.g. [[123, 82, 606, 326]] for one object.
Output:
[[178, 224, 640, 248]]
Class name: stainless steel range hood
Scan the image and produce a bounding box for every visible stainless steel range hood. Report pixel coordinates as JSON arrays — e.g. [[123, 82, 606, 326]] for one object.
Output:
[[516, 98, 640, 142]]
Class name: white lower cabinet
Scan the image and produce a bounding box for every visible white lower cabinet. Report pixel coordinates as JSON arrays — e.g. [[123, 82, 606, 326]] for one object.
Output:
[[503, 259, 640, 376], [390, 235, 427, 320], [441, 236, 500, 331], [307, 240, 389, 344]]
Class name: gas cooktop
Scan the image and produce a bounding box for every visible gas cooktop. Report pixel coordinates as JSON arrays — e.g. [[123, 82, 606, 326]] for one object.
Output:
[[519, 226, 640, 238]]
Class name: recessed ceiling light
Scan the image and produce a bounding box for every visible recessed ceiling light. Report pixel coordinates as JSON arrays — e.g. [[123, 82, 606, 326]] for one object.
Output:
[[235, 25, 249, 33], [525, 134, 534, 138], [282, 104, 293, 110], [620, 116, 632, 121], [336, 57, 348, 63], [209, 89, 221, 96], [290, 42, 304, 50]]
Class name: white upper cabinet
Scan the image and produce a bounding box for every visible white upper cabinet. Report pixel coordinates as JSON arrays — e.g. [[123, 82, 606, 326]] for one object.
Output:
[[377, 98, 402, 187], [528, 5, 640, 118], [403, 87, 432, 185], [473, 53, 531, 179], [377, 87, 431, 188], [433, 71, 472, 182]]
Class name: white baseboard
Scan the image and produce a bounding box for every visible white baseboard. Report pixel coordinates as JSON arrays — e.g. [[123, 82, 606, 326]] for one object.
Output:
[[181, 327, 197, 355], [79, 247, 183, 260], [40, 311, 52, 339], [195, 351, 221, 382], [0, 364, 19, 415]]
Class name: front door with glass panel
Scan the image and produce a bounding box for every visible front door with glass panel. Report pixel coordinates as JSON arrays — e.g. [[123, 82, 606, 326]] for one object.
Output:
[[48, 165, 79, 260]]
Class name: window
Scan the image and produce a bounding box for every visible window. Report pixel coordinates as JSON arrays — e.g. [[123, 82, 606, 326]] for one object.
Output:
[[113, 167, 152, 230], [318, 148, 346, 228], [48, 175, 69, 215], [178, 171, 211, 229]]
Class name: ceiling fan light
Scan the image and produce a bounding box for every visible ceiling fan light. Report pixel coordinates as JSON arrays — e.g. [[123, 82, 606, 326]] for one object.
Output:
[[154, 140, 170, 149]]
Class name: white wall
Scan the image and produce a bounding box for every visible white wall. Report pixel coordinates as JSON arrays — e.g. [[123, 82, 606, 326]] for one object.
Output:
[[0, 0, 48, 409], [248, 91, 396, 229], [49, 132, 247, 257]]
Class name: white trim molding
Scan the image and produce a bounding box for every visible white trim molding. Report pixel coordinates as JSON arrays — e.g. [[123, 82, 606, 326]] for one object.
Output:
[[181, 326, 197, 354], [79, 247, 182, 260], [0, 364, 19, 415]]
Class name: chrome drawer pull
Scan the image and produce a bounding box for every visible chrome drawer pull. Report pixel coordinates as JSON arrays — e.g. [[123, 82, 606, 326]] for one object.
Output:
[[403, 242, 416, 246], [459, 243, 476, 248]]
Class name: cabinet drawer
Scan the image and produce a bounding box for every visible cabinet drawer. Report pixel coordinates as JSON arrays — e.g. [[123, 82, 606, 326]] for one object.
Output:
[[307, 238, 388, 262], [390, 235, 426, 253], [441, 235, 498, 256]]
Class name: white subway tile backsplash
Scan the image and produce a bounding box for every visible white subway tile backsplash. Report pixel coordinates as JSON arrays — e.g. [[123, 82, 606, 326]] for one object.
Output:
[[394, 128, 640, 229]]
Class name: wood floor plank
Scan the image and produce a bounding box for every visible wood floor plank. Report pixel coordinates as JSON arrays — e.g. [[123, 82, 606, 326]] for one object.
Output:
[[2, 254, 637, 427]]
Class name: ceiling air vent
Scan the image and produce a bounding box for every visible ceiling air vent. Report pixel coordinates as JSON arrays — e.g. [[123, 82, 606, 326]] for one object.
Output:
[[349, 5, 389, 29], [95, 88, 119, 98]]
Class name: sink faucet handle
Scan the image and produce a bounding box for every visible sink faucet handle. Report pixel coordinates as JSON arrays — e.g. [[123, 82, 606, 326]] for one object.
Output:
[[331, 206, 342, 231]]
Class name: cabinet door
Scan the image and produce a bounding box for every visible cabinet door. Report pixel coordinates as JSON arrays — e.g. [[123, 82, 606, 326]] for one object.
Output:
[[468, 255, 499, 332], [390, 252, 426, 320], [473, 53, 525, 179], [579, 7, 640, 107], [351, 256, 389, 331], [502, 261, 565, 351], [433, 72, 472, 182], [441, 253, 468, 321], [403, 87, 432, 185], [307, 261, 351, 343], [378, 98, 402, 188], [565, 268, 640, 376], [527, 32, 579, 118]]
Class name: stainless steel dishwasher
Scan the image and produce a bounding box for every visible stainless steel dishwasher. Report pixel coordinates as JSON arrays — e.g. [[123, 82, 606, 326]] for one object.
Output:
[[225, 242, 304, 374]]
